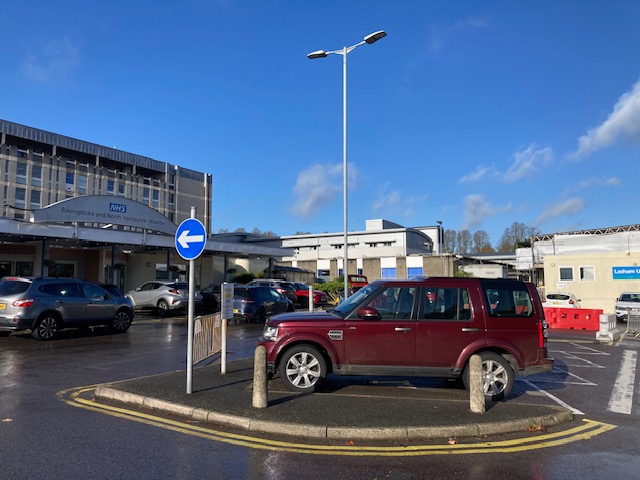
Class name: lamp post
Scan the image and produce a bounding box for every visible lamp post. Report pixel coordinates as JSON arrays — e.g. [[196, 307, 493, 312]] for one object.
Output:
[[308, 30, 387, 300], [437, 220, 445, 276]]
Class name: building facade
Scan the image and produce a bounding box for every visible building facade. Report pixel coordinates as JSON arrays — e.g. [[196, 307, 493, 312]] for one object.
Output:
[[0, 119, 290, 291]]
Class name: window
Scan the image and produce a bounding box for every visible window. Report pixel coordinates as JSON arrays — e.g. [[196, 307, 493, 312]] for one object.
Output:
[[15, 188, 26, 209], [107, 179, 115, 194], [65, 172, 75, 192], [78, 174, 88, 194], [485, 287, 533, 317], [31, 165, 42, 187], [381, 268, 397, 278], [559, 267, 574, 282], [407, 267, 423, 278], [421, 287, 471, 320], [16, 262, 33, 276], [118, 183, 126, 197], [16, 162, 27, 184], [580, 266, 595, 281], [152, 189, 159, 207], [30, 190, 41, 209], [365, 286, 417, 320], [143, 187, 150, 205]]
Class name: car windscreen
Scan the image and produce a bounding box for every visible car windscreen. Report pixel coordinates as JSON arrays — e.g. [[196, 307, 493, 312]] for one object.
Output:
[[547, 294, 570, 301], [620, 294, 640, 302], [333, 282, 380, 316]]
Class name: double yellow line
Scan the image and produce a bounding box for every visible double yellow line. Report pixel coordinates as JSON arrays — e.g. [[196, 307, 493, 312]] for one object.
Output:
[[58, 386, 615, 457]]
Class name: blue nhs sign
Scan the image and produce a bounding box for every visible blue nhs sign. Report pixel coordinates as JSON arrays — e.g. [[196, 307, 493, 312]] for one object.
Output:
[[109, 203, 127, 213], [613, 266, 640, 280]]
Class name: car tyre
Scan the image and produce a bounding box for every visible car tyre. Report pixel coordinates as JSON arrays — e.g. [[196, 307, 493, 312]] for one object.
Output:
[[157, 299, 169, 317], [279, 345, 326, 393], [32, 314, 59, 341], [462, 352, 514, 401], [111, 310, 133, 333]]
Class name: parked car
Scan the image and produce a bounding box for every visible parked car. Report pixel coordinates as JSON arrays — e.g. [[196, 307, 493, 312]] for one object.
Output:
[[247, 279, 298, 304], [233, 285, 294, 323], [543, 292, 581, 308], [0, 276, 134, 340], [615, 292, 640, 321], [291, 282, 327, 307], [125, 280, 203, 316], [200, 283, 221, 312], [98, 283, 127, 298], [348, 274, 368, 294], [259, 277, 553, 401]]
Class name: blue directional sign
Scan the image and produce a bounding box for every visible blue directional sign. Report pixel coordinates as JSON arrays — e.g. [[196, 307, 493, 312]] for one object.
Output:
[[175, 218, 207, 260]]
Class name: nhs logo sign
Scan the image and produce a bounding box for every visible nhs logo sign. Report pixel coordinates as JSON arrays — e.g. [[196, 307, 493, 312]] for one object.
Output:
[[109, 203, 127, 213]]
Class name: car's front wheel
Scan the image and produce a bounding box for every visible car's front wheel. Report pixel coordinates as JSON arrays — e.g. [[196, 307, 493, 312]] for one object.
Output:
[[278, 345, 327, 393], [32, 314, 59, 341], [111, 310, 133, 333], [462, 352, 514, 401]]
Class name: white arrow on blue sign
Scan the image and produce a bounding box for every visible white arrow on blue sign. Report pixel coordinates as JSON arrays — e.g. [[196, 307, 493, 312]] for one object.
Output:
[[175, 218, 207, 260]]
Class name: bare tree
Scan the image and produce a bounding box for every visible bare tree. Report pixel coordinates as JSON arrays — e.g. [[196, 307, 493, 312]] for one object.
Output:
[[444, 229, 457, 254], [471, 230, 494, 253], [497, 222, 539, 252], [456, 229, 472, 254]]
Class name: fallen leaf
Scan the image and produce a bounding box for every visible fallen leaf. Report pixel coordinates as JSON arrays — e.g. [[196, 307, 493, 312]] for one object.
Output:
[[447, 438, 457, 445], [1, 418, 13, 422]]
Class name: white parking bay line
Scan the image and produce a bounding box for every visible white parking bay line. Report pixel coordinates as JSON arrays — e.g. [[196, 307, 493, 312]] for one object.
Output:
[[607, 350, 637, 415], [521, 379, 584, 415]]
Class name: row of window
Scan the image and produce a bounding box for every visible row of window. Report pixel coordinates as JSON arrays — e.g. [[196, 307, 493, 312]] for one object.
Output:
[[558, 265, 595, 282]]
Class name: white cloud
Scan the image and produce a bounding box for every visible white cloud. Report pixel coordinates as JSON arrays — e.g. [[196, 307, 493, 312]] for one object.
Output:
[[371, 185, 426, 221], [463, 194, 510, 231], [428, 16, 489, 53], [577, 176, 621, 188], [290, 163, 359, 219], [535, 197, 585, 225], [503, 145, 553, 182], [571, 79, 640, 158], [22, 36, 80, 83], [459, 164, 493, 184]]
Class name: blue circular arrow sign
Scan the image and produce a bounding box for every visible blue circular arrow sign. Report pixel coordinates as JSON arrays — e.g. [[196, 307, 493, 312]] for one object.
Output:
[[175, 218, 207, 260]]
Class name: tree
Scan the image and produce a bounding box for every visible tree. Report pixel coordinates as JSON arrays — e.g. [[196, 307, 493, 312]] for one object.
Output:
[[497, 222, 539, 253], [471, 230, 494, 253], [456, 229, 472, 254], [444, 229, 457, 253]]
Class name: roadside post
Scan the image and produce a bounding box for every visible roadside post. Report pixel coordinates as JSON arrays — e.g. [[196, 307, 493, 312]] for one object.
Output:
[[175, 208, 207, 394], [309, 285, 314, 312], [220, 282, 235, 374]]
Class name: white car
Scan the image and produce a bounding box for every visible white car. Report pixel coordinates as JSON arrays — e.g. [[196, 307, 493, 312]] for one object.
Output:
[[543, 292, 581, 308], [615, 292, 640, 322]]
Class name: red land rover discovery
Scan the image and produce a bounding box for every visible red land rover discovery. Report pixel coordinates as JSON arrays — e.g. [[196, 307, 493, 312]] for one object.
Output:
[[259, 277, 553, 401]]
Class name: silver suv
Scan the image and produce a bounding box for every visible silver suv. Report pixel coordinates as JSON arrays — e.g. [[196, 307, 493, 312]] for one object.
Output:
[[0, 277, 135, 341], [125, 280, 203, 316]]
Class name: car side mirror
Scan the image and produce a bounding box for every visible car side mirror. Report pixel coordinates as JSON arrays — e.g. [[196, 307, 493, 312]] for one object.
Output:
[[357, 306, 381, 320]]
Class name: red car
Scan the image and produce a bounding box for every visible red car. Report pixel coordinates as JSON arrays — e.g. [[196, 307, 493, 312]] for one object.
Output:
[[259, 277, 553, 401], [348, 274, 368, 294], [292, 282, 327, 308]]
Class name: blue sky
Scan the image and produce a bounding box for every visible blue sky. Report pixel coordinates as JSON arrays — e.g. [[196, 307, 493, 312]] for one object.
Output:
[[2, 1, 640, 246]]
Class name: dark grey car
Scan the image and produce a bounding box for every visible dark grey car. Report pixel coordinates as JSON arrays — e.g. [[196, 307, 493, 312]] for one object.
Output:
[[0, 276, 135, 340]]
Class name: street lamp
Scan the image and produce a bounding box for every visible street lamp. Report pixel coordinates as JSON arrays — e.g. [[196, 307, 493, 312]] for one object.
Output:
[[437, 220, 445, 276], [307, 30, 387, 300]]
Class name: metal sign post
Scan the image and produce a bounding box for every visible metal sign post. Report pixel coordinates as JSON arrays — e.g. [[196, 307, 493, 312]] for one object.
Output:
[[220, 282, 235, 374], [175, 208, 207, 394]]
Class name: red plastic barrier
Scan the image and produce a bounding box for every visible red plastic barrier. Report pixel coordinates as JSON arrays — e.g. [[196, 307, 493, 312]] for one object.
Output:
[[543, 308, 602, 331]]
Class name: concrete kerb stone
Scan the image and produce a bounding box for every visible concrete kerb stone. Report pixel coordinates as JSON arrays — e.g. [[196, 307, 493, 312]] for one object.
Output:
[[93, 386, 574, 441]]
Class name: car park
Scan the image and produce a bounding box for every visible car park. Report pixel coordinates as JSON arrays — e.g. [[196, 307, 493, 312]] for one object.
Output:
[[615, 292, 640, 321], [543, 292, 581, 308], [0, 276, 134, 340], [233, 285, 294, 323], [125, 280, 202, 316], [292, 282, 327, 307], [247, 279, 298, 304], [259, 277, 553, 401]]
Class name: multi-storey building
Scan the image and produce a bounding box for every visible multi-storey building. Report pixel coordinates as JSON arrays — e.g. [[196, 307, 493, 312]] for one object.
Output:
[[0, 119, 290, 291]]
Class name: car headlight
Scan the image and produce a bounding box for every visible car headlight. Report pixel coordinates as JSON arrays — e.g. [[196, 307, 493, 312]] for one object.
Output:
[[262, 325, 279, 341]]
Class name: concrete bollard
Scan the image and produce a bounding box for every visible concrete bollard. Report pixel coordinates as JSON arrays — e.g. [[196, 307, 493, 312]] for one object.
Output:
[[252, 345, 268, 408], [469, 354, 486, 414]]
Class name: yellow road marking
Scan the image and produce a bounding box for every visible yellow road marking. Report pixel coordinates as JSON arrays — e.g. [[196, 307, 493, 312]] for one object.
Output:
[[58, 385, 616, 456]]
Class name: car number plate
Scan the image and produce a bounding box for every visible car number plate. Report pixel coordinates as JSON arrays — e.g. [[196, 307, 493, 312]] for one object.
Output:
[[0, 303, 5, 310], [233, 308, 239, 313]]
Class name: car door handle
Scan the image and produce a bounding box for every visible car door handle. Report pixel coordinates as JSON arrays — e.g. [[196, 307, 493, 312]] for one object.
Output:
[[461, 328, 480, 332], [395, 327, 412, 332]]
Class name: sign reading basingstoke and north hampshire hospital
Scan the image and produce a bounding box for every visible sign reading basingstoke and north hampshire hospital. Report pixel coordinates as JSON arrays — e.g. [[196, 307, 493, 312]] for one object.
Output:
[[33, 195, 177, 235], [613, 266, 640, 280]]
